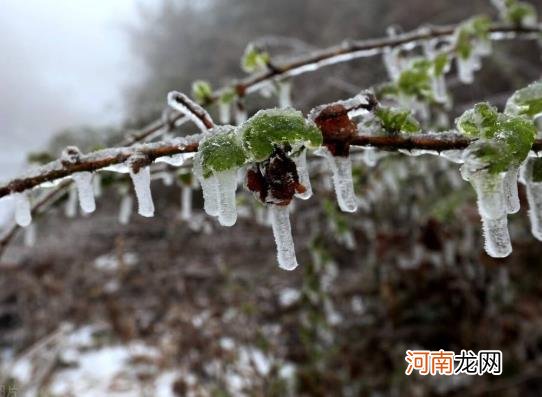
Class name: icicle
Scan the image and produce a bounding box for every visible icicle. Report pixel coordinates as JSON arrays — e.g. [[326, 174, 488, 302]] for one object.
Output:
[[317, 148, 357, 212], [522, 158, 542, 240], [199, 174, 220, 217], [13, 192, 31, 227], [293, 149, 312, 200], [456, 56, 475, 84], [482, 215, 512, 258], [72, 172, 96, 214], [431, 74, 448, 104], [467, 171, 505, 220], [181, 185, 192, 221], [362, 148, 378, 167], [215, 169, 238, 226], [24, 223, 36, 247], [234, 104, 247, 125], [219, 101, 231, 124], [129, 166, 154, 217], [93, 172, 102, 198], [65, 186, 78, 218], [503, 166, 520, 214], [270, 205, 299, 271], [118, 195, 133, 225], [277, 81, 292, 108]]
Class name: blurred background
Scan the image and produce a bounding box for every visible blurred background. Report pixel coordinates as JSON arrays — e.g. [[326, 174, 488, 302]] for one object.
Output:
[[0, 0, 541, 395]]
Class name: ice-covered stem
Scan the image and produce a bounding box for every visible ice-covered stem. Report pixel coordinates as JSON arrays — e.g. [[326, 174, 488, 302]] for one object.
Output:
[[270, 204, 299, 271], [167, 91, 214, 132]]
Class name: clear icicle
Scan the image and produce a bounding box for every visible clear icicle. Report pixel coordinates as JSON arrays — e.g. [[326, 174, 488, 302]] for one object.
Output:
[[93, 172, 102, 198], [293, 149, 312, 200], [181, 185, 192, 221], [65, 186, 78, 218], [72, 172, 96, 213], [24, 223, 36, 247], [13, 192, 31, 227], [200, 175, 220, 217], [118, 195, 133, 225], [482, 216, 512, 258], [129, 166, 154, 217], [456, 56, 475, 84], [215, 169, 238, 227], [503, 166, 520, 214], [431, 75, 448, 104], [278, 81, 292, 108], [468, 171, 505, 220], [234, 103, 247, 125], [270, 204, 299, 271], [318, 148, 357, 212], [219, 101, 231, 124], [523, 158, 542, 240]]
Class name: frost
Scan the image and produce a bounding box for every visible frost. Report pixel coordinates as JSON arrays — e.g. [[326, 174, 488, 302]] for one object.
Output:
[[118, 195, 133, 225], [277, 80, 292, 108], [13, 192, 31, 227], [72, 172, 96, 214], [215, 169, 238, 227], [181, 186, 192, 221], [317, 147, 357, 213], [129, 166, 154, 217], [293, 149, 312, 200], [270, 204, 299, 270]]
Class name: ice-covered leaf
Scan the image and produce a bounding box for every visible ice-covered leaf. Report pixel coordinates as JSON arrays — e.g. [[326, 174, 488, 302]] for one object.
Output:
[[505, 80, 542, 119], [241, 44, 270, 73], [374, 106, 421, 134], [197, 126, 247, 178], [191, 80, 213, 105], [240, 108, 322, 162], [396, 58, 433, 100]]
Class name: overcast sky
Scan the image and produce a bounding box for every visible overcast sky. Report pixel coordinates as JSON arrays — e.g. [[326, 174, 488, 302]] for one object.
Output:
[[0, 0, 152, 179]]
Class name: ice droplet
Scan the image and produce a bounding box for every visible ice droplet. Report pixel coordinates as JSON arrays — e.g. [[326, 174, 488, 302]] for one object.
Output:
[[13, 192, 31, 227], [482, 215, 512, 258], [503, 166, 520, 214], [181, 185, 192, 221], [293, 149, 312, 200], [215, 169, 238, 227], [72, 172, 96, 213], [129, 166, 155, 217], [270, 204, 299, 271], [118, 194, 133, 225], [317, 148, 357, 212]]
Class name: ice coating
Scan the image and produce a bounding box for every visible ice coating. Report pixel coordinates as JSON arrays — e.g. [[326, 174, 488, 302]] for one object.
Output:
[[13, 192, 31, 227], [118, 195, 133, 225], [167, 91, 211, 133], [503, 166, 520, 214], [199, 174, 220, 217], [215, 169, 238, 227], [181, 185, 192, 221], [270, 204, 299, 271], [466, 170, 505, 220], [317, 148, 357, 213], [72, 172, 96, 214], [129, 166, 155, 217], [293, 149, 312, 200], [482, 216, 512, 258]]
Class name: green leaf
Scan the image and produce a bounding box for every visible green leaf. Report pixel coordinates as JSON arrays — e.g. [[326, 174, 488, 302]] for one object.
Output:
[[507, 2, 537, 26], [433, 53, 449, 77], [191, 80, 213, 105], [240, 108, 322, 161], [456, 102, 536, 173], [396, 58, 433, 99], [219, 88, 236, 104], [454, 16, 491, 60], [374, 106, 421, 134], [197, 126, 248, 178], [241, 44, 270, 73], [505, 80, 542, 119]]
